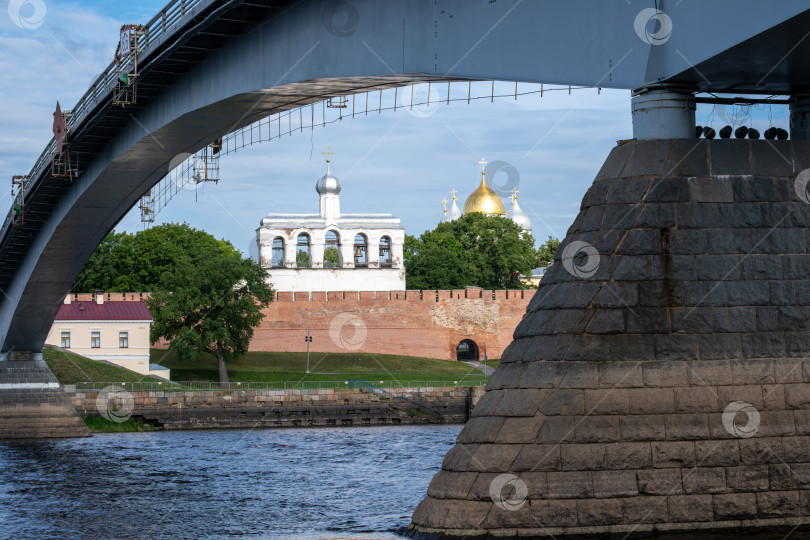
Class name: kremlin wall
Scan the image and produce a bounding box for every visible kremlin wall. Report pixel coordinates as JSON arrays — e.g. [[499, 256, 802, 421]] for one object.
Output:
[[103, 288, 531, 361], [249, 287, 531, 361]]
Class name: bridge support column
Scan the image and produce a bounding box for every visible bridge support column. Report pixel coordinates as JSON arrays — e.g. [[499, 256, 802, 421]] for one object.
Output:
[[790, 96, 810, 140], [631, 86, 696, 140], [410, 138, 810, 538], [0, 351, 90, 439]]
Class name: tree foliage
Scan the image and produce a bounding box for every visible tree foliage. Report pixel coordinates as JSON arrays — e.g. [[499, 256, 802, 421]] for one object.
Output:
[[296, 249, 310, 268], [404, 213, 536, 289], [147, 254, 274, 384], [73, 223, 234, 292], [74, 222, 274, 383], [535, 236, 561, 268], [323, 246, 341, 268]]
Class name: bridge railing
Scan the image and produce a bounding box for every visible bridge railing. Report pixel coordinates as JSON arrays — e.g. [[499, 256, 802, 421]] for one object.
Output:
[[3, 0, 210, 235], [66, 379, 488, 392]]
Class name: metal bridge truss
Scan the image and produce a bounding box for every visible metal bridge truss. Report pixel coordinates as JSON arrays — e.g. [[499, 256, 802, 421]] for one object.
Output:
[[135, 79, 605, 225]]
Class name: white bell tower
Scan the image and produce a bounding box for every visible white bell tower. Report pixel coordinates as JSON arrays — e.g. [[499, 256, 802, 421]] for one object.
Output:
[[316, 146, 341, 221]]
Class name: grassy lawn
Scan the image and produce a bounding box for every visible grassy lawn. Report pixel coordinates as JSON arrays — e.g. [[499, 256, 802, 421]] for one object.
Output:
[[42, 346, 487, 388], [483, 359, 500, 371], [151, 348, 487, 384], [44, 348, 162, 384]]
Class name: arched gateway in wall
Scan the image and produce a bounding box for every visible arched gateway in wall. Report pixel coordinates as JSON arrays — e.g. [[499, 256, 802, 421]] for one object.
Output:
[[456, 339, 479, 362]]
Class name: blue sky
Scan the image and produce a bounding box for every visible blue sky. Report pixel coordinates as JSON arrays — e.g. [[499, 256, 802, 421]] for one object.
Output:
[[0, 0, 791, 258]]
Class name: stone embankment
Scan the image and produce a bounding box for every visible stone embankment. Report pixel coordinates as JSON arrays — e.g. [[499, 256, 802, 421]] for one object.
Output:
[[65, 386, 485, 430]]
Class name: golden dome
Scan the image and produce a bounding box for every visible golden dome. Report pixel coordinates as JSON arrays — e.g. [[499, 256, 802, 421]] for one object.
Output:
[[462, 171, 506, 215]]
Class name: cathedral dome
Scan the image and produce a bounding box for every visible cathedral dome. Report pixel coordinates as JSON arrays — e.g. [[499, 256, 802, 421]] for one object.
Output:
[[506, 198, 532, 232], [316, 168, 341, 195], [447, 198, 463, 221], [462, 173, 505, 215]]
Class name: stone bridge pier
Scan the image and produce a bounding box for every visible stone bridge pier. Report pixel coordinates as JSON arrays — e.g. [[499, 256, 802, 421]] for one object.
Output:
[[0, 352, 89, 438], [410, 90, 810, 536]]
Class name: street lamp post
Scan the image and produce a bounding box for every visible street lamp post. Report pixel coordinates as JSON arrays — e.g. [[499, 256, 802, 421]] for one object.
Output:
[[305, 308, 312, 374]]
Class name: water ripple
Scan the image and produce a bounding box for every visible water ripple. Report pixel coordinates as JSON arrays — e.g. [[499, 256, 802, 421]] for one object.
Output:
[[0, 425, 460, 539]]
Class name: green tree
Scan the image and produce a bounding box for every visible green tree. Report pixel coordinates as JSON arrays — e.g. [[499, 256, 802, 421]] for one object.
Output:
[[296, 249, 310, 268], [535, 236, 561, 268], [323, 246, 341, 268], [405, 213, 536, 289], [147, 253, 274, 384], [73, 223, 234, 292]]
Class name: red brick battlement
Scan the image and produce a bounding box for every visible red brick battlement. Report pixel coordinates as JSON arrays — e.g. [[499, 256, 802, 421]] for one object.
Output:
[[273, 287, 529, 303], [251, 287, 532, 361]]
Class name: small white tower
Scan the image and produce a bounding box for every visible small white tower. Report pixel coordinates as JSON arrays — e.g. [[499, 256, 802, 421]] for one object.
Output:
[[316, 146, 341, 222]]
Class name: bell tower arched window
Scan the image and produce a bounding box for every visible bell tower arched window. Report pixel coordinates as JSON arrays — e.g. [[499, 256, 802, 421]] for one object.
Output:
[[354, 234, 368, 267], [379, 236, 392, 267], [272, 237, 285, 267], [296, 233, 311, 268], [324, 230, 341, 268]]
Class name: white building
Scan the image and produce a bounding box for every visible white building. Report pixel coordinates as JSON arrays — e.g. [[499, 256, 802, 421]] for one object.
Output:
[[45, 293, 170, 379], [256, 152, 406, 292]]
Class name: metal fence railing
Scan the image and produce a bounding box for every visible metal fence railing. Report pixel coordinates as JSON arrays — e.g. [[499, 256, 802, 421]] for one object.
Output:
[[68, 379, 489, 392], [2, 0, 211, 235]]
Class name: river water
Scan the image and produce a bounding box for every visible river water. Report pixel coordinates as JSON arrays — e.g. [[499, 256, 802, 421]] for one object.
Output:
[[0, 425, 806, 540], [0, 425, 457, 539]]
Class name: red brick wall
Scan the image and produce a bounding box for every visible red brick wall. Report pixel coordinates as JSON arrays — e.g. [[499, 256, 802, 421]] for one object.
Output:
[[249, 288, 532, 361]]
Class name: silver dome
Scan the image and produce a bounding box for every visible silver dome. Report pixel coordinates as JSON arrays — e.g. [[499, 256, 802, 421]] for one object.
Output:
[[506, 199, 532, 232], [316, 169, 342, 195], [446, 199, 462, 221]]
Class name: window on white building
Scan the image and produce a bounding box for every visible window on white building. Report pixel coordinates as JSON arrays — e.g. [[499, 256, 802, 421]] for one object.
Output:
[[379, 236, 392, 267], [354, 234, 368, 267], [324, 230, 341, 268], [91, 331, 101, 348], [60, 331, 71, 348], [119, 331, 129, 349], [272, 237, 285, 267], [296, 233, 311, 268]]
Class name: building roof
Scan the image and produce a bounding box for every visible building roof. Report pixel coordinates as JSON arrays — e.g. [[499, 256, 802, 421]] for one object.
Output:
[[55, 301, 153, 321], [260, 213, 403, 229], [530, 267, 547, 277]]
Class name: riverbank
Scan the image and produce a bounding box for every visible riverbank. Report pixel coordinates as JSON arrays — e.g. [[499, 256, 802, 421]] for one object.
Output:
[[68, 386, 485, 431]]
